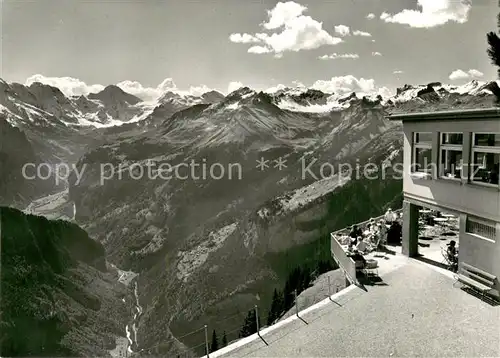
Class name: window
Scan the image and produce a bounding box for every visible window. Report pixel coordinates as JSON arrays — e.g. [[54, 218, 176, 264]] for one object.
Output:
[[470, 133, 500, 186], [466, 216, 497, 241], [439, 132, 463, 179], [412, 132, 432, 173]]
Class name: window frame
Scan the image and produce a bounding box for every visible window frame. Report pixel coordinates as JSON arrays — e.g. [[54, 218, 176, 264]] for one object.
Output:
[[412, 132, 433, 174], [470, 132, 500, 187], [439, 132, 463, 180]]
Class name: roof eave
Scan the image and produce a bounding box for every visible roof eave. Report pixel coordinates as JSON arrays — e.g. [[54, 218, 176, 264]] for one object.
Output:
[[386, 107, 500, 122]]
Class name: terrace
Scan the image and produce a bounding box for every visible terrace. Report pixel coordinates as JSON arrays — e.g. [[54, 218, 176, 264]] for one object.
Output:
[[329, 209, 462, 285], [208, 211, 500, 358], [212, 258, 499, 357]]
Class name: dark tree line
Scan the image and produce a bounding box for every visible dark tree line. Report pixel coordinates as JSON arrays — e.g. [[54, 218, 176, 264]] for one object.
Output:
[[266, 260, 334, 327], [236, 258, 335, 340]]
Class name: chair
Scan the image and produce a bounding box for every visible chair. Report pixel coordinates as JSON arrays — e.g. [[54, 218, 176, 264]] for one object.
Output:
[[354, 259, 366, 277], [373, 236, 387, 258], [441, 246, 457, 272], [363, 259, 379, 277]]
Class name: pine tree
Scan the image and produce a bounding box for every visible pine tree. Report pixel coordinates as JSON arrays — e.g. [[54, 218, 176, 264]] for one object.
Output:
[[487, 31, 500, 77], [267, 288, 280, 326], [283, 278, 294, 311], [221, 331, 228, 347], [210, 329, 219, 353], [239, 309, 259, 338], [487, 12, 500, 103]]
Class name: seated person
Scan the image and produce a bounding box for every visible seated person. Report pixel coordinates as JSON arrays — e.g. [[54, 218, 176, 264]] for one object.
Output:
[[447, 240, 458, 264], [348, 237, 357, 250], [351, 250, 367, 268], [355, 237, 368, 253], [387, 221, 402, 244], [365, 218, 376, 234], [378, 221, 387, 245], [384, 208, 396, 224], [349, 225, 362, 239]]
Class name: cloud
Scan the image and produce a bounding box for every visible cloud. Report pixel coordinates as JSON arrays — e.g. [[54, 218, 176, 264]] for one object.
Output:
[[265, 78, 393, 99], [467, 69, 484, 78], [377, 87, 394, 98], [334, 25, 350, 36], [366, 13, 376, 20], [229, 33, 262, 44], [228, 81, 244, 94], [117, 78, 214, 101], [449, 69, 484, 80], [25, 74, 104, 97], [291, 80, 307, 89], [248, 46, 272, 54], [116, 79, 177, 101], [353, 30, 372, 37], [187, 84, 215, 97], [24, 74, 216, 101], [229, 1, 342, 56], [372, 51, 382, 56], [380, 0, 471, 28], [265, 83, 288, 93], [318, 53, 359, 60], [393, 70, 404, 74], [262, 1, 307, 29], [310, 75, 376, 94]]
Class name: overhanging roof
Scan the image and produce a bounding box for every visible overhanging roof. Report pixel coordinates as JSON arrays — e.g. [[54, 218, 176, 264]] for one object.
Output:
[[386, 107, 500, 122]]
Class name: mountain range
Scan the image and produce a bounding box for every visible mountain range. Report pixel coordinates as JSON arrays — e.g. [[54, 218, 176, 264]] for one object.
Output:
[[1, 78, 498, 129], [0, 76, 497, 357]]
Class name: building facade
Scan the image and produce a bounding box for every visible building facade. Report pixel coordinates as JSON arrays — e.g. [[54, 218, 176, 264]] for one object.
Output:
[[388, 108, 500, 296]]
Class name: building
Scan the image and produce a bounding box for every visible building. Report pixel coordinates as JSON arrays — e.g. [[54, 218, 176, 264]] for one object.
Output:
[[388, 107, 500, 298]]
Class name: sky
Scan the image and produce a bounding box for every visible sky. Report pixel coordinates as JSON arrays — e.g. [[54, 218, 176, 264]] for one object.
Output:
[[1, 0, 499, 100]]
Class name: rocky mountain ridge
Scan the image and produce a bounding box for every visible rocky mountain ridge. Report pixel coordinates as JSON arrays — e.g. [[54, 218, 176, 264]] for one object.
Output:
[[1, 75, 498, 357], [2, 78, 498, 131]]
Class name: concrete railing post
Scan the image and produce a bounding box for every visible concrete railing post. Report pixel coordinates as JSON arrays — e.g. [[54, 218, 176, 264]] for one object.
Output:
[[294, 289, 299, 317], [328, 276, 331, 298], [254, 305, 260, 333], [204, 324, 209, 358]]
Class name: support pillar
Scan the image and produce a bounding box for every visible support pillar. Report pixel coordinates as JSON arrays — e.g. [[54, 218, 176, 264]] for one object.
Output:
[[402, 200, 419, 257], [461, 132, 471, 183], [431, 132, 440, 179]]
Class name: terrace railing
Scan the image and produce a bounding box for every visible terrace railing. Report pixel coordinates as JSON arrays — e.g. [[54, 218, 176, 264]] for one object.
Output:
[[330, 209, 403, 286], [330, 233, 357, 285]]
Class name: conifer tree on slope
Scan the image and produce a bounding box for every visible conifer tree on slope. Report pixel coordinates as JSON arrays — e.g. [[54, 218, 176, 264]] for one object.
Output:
[[222, 331, 228, 347], [267, 288, 284, 326], [239, 309, 257, 338], [210, 329, 219, 353]]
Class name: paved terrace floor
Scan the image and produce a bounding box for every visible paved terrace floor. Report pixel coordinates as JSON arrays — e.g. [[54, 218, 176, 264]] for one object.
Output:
[[215, 260, 500, 358]]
